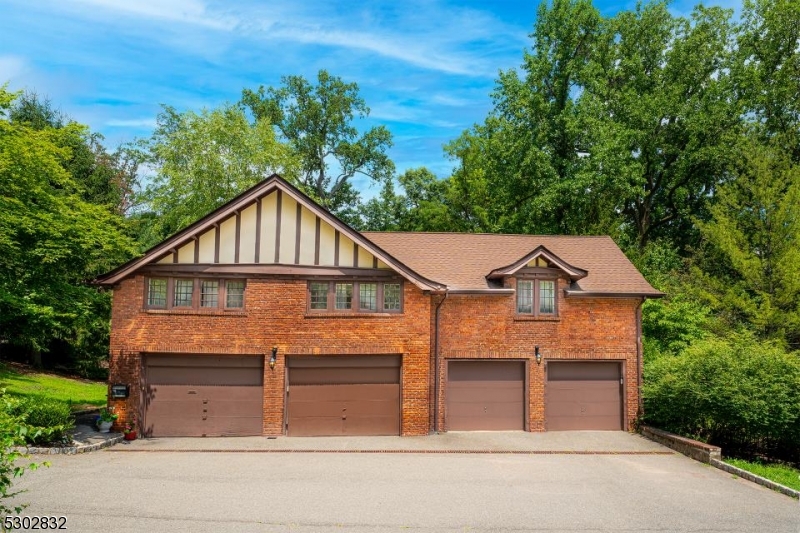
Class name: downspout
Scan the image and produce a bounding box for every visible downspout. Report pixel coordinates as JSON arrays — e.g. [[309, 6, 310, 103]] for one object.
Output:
[[635, 298, 645, 424], [433, 291, 448, 433]]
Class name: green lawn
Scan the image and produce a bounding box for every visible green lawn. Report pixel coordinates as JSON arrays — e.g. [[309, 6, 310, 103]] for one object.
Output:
[[0, 363, 106, 409], [725, 458, 800, 492]]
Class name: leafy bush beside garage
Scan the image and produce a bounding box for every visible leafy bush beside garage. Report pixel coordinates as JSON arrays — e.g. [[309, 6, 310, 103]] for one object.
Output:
[[643, 332, 800, 465], [2, 395, 74, 446]]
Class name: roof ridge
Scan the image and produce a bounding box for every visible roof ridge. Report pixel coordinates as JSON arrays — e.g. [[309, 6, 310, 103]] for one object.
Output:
[[362, 231, 611, 238]]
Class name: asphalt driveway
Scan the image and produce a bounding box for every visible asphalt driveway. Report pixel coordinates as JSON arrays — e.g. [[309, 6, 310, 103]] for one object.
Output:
[[13, 434, 799, 532]]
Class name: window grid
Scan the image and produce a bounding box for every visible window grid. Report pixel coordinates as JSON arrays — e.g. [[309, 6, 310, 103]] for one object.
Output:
[[173, 279, 194, 307], [147, 279, 167, 308], [200, 280, 219, 308], [539, 280, 555, 314], [308, 281, 402, 313], [359, 283, 377, 310], [309, 282, 329, 310], [335, 283, 353, 310], [517, 280, 534, 314], [226, 281, 245, 308], [383, 283, 401, 311]]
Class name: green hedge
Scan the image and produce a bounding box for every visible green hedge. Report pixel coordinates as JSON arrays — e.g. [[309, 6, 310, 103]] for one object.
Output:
[[643, 332, 800, 462], [6, 397, 74, 445]]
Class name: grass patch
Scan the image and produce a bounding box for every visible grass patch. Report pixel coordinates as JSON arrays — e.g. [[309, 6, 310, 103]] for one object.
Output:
[[725, 458, 800, 491], [0, 363, 106, 409]]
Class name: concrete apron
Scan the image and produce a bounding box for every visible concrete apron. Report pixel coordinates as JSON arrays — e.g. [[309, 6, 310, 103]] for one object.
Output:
[[108, 431, 672, 454]]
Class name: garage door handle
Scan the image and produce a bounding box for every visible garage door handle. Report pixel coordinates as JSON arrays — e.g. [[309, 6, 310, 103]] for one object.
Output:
[[187, 390, 197, 394], [342, 408, 346, 420]]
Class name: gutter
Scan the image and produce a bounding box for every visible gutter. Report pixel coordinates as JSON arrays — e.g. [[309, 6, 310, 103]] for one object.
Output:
[[444, 289, 514, 295], [564, 290, 665, 298], [433, 291, 448, 433]]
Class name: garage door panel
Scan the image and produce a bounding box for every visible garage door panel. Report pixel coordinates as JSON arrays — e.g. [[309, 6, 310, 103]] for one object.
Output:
[[447, 383, 523, 402], [448, 415, 523, 431], [545, 397, 621, 417], [289, 367, 400, 385], [206, 416, 262, 437], [344, 415, 400, 435], [446, 361, 525, 431], [288, 417, 344, 437], [286, 357, 401, 436], [547, 382, 621, 404], [143, 355, 264, 437], [447, 401, 523, 419], [545, 362, 622, 431], [145, 397, 205, 419]]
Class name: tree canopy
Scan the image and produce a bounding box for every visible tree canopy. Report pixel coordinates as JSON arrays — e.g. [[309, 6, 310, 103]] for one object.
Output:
[[133, 103, 298, 248], [0, 87, 136, 373], [242, 70, 394, 223]]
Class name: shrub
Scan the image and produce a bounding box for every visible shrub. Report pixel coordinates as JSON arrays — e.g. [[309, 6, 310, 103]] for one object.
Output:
[[0, 392, 48, 516], [8, 398, 73, 445], [644, 332, 800, 462]]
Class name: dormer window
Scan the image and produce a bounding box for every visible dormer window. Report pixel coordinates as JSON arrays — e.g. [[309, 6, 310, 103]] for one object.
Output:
[[517, 279, 557, 316]]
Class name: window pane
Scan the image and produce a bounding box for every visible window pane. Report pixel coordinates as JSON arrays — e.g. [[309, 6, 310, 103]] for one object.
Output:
[[309, 282, 328, 310], [383, 283, 401, 311], [539, 280, 555, 314], [517, 280, 533, 313], [174, 279, 193, 307], [359, 283, 377, 310], [200, 280, 219, 308], [147, 279, 167, 307], [335, 283, 353, 310], [226, 281, 245, 308]]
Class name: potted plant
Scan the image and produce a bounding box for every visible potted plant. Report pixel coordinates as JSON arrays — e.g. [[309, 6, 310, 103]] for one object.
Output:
[[96, 407, 117, 433], [123, 415, 137, 441]]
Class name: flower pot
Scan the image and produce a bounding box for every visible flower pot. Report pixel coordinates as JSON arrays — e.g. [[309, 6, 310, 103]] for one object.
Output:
[[97, 420, 114, 433], [123, 431, 137, 441]]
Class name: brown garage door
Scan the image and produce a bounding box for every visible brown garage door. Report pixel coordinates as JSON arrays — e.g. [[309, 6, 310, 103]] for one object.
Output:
[[286, 356, 401, 436], [446, 361, 525, 431], [143, 354, 264, 437], [545, 361, 622, 431]]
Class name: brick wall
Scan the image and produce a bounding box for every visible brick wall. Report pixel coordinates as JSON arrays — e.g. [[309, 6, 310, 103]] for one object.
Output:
[[435, 278, 641, 431], [108, 276, 432, 436], [108, 275, 643, 436]]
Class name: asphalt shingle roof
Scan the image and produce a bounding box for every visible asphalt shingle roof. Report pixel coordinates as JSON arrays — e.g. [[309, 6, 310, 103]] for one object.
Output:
[[363, 232, 661, 296]]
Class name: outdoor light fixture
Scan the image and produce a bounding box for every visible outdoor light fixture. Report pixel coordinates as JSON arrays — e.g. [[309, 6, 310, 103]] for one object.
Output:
[[269, 346, 278, 370], [535, 345, 542, 365]]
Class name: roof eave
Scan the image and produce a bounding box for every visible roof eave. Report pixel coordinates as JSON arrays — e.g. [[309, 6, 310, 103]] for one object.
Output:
[[564, 290, 665, 299]]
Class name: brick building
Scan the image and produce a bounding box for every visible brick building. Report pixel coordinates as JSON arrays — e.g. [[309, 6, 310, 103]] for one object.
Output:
[[96, 175, 661, 437]]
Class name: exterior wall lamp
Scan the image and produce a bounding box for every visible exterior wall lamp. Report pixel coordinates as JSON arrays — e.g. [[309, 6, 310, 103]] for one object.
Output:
[[535, 345, 542, 365], [269, 346, 278, 370]]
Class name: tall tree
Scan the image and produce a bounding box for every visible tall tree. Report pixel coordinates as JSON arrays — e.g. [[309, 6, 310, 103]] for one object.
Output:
[[583, 2, 739, 249], [694, 141, 800, 349], [135, 103, 298, 247], [360, 168, 456, 231], [447, 1, 738, 250], [446, 0, 601, 235], [241, 70, 394, 220], [735, 0, 800, 162], [0, 87, 136, 371], [9, 91, 136, 214]]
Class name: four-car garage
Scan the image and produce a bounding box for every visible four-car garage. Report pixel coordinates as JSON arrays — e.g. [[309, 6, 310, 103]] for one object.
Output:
[[142, 353, 624, 437]]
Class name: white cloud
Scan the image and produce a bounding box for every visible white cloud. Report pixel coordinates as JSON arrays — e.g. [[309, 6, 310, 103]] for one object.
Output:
[[105, 117, 158, 128], [72, 0, 238, 30], [0, 55, 27, 82], [266, 26, 482, 76]]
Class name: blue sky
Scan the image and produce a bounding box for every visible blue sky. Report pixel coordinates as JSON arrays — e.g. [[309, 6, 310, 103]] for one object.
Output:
[[1, 0, 738, 194]]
